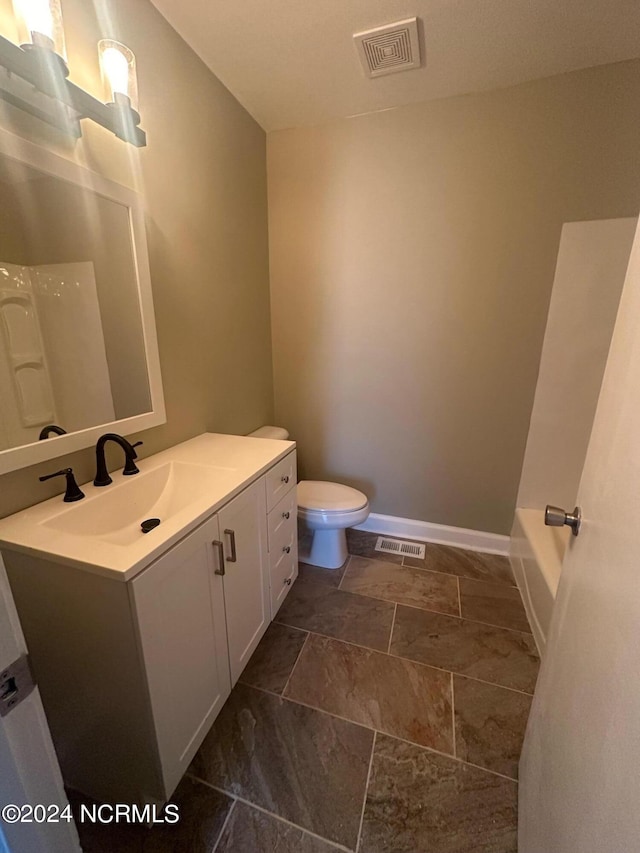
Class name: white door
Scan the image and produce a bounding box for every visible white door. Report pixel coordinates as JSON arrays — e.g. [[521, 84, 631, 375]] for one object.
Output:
[[0, 555, 80, 853], [519, 218, 640, 851], [218, 480, 269, 685]]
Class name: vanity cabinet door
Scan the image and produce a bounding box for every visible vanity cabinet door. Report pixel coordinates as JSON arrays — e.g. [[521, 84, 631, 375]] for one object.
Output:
[[218, 479, 270, 685], [131, 514, 231, 798]]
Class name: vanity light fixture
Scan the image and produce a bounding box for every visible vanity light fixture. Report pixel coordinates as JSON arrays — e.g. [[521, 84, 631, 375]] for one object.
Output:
[[0, 2, 146, 146], [98, 39, 142, 144], [13, 0, 67, 60], [99, 40, 137, 110]]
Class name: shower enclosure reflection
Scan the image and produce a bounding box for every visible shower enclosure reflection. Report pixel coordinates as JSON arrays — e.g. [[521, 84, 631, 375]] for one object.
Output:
[[0, 136, 163, 472]]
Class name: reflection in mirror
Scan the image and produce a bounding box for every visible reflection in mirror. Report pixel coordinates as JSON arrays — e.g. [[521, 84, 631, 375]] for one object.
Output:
[[0, 154, 152, 452]]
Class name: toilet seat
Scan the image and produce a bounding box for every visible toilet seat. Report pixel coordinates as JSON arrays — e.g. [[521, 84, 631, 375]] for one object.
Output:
[[297, 480, 368, 513]]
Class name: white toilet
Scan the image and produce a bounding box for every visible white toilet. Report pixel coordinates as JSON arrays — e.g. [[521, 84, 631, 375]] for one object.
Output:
[[249, 425, 370, 569], [297, 479, 370, 569]]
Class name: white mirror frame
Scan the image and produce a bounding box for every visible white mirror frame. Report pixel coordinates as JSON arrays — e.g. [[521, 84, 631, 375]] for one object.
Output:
[[0, 127, 165, 474]]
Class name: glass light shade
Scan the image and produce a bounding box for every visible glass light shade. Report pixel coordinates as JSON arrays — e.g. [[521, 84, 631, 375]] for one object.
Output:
[[12, 0, 67, 58], [98, 40, 138, 112]]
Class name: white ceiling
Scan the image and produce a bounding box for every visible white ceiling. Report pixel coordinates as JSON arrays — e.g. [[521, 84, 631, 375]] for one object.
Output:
[[151, 0, 640, 131]]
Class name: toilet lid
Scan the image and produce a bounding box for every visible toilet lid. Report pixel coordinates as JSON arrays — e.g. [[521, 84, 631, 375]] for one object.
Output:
[[297, 480, 368, 513]]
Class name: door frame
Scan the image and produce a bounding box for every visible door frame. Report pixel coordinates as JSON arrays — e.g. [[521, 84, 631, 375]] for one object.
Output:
[[0, 555, 80, 853]]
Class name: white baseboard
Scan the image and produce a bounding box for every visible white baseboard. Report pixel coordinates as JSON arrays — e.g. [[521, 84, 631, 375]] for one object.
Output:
[[354, 512, 510, 556]]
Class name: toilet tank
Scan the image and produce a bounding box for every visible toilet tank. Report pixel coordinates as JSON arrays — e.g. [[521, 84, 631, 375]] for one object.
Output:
[[248, 425, 290, 440]]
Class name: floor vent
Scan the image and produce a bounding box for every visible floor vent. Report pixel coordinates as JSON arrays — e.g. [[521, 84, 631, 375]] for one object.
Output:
[[375, 536, 426, 559]]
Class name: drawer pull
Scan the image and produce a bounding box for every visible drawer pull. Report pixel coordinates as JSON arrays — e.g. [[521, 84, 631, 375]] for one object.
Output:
[[282, 511, 290, 519], [213, 541, 225, 576], [224, 528, 237, 562], [281, 475, 290, 484], [284, 578, 292, 586], [283, 546, 291, 554]]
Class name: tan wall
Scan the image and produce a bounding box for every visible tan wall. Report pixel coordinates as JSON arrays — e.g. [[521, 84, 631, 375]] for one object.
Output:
[[268, 60, 640, 535], [0, 0, 273, 517], [0, 179, 29, 263]]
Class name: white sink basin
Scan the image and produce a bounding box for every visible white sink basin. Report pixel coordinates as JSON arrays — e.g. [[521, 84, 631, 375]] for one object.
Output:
[[41, 461, 229, 546], [0, 433, 295, 580]]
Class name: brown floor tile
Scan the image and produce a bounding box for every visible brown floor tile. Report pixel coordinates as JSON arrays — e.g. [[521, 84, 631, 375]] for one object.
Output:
[[460, 578, 530, 631], [405, 544, 515, 586], [239, 622, 308, 695], [276, 578, 395, 651], [285, 634, 454, 753], [454, 676, 532, 779], [216, 801, 342, 852], [298, 559, 348, 588], [68, 777, 232, 853], [346, 529, 403, 563], [390, 606, 539, 693], [341, 556, 459, 615], [360, 734, 518, 853], [189, 683, 373, 850]]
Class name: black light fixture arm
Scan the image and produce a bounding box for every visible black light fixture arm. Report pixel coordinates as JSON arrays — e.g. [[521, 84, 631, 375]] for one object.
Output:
[[0, 34, 146, 146]]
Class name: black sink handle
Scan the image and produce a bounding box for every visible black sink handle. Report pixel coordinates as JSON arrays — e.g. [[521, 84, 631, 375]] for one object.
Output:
[[39, 468, 85, 502], [124, 441, 144, 475]]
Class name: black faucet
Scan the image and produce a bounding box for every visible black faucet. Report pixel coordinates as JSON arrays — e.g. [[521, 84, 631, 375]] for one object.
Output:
[[39, 468, 84, 502], [94, 434, 143, 487], [39, 424, 67, 440]]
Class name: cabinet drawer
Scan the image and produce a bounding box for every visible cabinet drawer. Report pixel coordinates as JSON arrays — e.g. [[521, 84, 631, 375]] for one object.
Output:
[[268, 489, 297, 549], [269, 517, 296, 571], [270, 534, 298, 616], [265, 451, 296, 512]]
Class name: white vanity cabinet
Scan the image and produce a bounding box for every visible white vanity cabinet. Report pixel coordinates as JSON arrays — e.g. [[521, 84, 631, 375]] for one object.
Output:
[[0, 437, 297, 807], [132, 477, 271, 796]]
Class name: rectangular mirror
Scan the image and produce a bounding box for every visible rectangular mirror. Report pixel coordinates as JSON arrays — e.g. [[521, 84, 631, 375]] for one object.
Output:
[[0, 127, 165, 474]]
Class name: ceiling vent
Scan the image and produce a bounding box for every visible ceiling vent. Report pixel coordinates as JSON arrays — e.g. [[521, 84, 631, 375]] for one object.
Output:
[[354, 18, 421, 79]]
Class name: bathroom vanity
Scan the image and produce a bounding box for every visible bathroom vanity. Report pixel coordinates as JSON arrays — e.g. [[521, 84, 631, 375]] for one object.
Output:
[[0, 433, 298, 805]]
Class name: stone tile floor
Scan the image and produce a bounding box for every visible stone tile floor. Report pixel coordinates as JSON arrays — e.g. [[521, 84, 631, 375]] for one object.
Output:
[[73, 531, 539, 852]]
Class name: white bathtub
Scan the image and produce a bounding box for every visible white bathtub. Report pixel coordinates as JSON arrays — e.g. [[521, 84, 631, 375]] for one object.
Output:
[[509, 508, 570, 655]]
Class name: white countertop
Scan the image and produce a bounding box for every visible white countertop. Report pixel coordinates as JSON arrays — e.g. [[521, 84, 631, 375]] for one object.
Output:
[[0, 433, 295, 581]]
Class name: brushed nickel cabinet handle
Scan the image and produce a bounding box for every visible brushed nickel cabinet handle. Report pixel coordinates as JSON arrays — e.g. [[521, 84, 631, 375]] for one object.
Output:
[[224, 528, 237, 562], [213, 540, 225, 576]]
